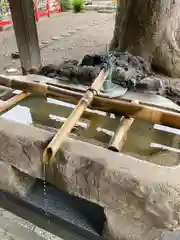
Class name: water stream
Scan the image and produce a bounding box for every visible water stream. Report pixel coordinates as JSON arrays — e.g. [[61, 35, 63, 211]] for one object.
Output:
[[43, 163, 49, 220]]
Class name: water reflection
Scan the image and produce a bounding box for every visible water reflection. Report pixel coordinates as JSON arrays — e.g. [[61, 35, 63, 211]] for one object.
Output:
[[2, 105, 33, 124], [1, 95, 118, 146], [1, 94, 180, 166]]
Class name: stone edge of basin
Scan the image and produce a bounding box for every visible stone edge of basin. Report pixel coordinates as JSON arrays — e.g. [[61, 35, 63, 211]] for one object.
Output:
[[0, 117, 180, 240]]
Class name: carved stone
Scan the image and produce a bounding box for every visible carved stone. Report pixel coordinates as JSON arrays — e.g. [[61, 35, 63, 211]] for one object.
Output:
[[0, 161, 35, 197], [0, 118, 180, 239]]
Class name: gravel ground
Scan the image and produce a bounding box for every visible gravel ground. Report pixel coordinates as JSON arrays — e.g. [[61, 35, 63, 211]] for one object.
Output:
[[0, 11, 114, 74]]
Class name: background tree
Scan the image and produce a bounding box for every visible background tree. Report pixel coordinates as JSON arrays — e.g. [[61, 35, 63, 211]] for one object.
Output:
[[110, 0, 180, 78]]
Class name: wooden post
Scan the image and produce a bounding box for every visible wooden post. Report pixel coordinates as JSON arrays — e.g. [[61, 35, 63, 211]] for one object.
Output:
[[8, 0, 41, 75]]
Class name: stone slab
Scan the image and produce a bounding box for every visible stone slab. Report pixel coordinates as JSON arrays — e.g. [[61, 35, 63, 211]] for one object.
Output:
[[0, 206, 62, 240], [161, 231, 180, 240], [0, 213, 48, 240]]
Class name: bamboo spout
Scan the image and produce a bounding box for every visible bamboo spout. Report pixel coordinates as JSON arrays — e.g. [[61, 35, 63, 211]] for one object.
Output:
[[43, 69, 108, 164], [108, 100, 138, 152]]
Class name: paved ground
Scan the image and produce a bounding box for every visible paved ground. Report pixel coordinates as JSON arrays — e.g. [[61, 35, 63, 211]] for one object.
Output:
[[0, 11, 115, 74]]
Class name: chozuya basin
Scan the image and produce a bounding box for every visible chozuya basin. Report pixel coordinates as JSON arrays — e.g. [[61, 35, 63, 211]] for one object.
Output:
[[2, 88, 180, 167]]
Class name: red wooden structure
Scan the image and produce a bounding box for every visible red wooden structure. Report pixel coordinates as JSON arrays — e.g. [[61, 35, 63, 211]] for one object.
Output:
[[0, 19, 12, 27], [0, 0, 61, 27], [34, 0, 61, 22]]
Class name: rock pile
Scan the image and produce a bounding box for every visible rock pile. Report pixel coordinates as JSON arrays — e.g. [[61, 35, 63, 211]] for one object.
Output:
[[38, 52, 180, 105]]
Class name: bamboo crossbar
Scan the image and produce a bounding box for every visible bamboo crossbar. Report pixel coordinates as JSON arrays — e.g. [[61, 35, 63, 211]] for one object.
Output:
[[0, 75, 180, 130]]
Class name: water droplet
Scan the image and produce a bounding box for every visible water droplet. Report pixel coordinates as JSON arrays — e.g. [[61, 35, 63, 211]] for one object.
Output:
[[43, 164, 50, 224]]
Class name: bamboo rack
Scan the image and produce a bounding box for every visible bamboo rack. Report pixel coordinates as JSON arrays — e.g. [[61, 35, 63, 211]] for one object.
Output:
[[0, 75, 180, 130], [43, 69, 109, 164], [108, 100, 138, 152], [0, 91, 30, 113]]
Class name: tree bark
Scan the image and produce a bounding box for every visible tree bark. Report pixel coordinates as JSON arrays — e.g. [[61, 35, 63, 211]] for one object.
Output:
[[110, 0, 180, 78]]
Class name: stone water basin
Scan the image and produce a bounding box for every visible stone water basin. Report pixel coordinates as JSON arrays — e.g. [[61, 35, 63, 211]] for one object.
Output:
[[1, 90, 180, 167]]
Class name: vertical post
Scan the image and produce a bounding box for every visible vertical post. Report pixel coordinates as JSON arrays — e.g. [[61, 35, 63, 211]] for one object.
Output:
[[46, 0, 50, 17], [9, 0, 41, 75]]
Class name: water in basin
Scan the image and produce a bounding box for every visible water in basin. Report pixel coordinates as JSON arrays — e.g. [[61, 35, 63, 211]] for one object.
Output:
[[1, 94, 180, 166]]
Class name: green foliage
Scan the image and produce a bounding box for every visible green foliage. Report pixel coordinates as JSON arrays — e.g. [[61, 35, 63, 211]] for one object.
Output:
[[59, 0, 71, 12], [72, 0, 84, 13], [1, 1, 8, 7]]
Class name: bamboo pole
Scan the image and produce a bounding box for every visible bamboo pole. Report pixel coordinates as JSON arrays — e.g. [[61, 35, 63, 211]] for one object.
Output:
[[0, 92, 30, 113], [108, 100, 138, 152], [0, 75, 180, 129], [43, 69, 109, 164]]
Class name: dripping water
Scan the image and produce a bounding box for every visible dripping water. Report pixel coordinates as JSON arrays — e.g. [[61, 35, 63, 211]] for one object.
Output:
[[43, 163, 50, 224]]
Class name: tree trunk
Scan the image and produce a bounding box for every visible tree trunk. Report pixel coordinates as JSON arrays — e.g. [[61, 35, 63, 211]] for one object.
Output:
[[110, 0, 180, 78]]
